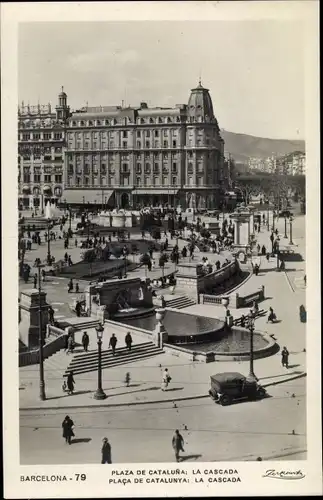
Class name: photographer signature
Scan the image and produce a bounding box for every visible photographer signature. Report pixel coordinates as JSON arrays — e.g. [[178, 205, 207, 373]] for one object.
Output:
[[263, 469, 305, 480]]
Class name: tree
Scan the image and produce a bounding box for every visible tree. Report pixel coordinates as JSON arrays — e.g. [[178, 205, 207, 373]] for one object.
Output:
[[82, 248, 97, 276]]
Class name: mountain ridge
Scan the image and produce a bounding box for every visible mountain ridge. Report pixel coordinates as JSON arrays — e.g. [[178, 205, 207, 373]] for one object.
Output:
[[221, 129, 305, 162]]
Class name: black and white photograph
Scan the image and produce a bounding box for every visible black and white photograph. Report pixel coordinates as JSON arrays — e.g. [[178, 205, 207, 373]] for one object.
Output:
[[2, 1, 321, 498]]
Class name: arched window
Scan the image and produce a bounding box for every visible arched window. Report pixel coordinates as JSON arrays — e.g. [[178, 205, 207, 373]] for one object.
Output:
[[89, 120, 93, 126], [105, 120, 110, 126], [72, 121, 77, 126], [149, 117, 154, 124], [140, 118, 145, 124], [80, 121, 85, 126], [97, 120, 101, 126]]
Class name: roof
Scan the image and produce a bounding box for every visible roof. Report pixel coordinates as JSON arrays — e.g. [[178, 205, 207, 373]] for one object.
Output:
[[210, 372, 245, 384]]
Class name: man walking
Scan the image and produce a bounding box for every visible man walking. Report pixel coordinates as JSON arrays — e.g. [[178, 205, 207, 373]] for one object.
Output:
[[82, 331, 90, 352], [172, 429, 185, 462], [125, 332, 132, 352], [101, 437, 112, 464], [109, 333, 117, 356], [281, 346, 289, 368]]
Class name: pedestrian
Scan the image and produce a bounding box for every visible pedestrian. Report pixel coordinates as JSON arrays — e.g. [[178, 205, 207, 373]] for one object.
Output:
[[267, 306, 277, 323], [75, 238, 78, 247], [75, 300, 82, 317], [172, 429, 185, 462], [240, 314, 246, 328], [257, 244, 261, 255], [75, 282, 80, 293], [68, 278, 74, 293], [160, 295, 166, 308], [304, 275, 306, 286], [66, 371, 75, 394], [33, 274, 37, 288], [125, 331, 132, 351], [281, 346, 289, 368], [161, 368, 171, 391], [125, 372, 131, 387], [109, 333, 117, 356], [252, 300, 259, 315], [62, 415, 75, 445], [41, 269, 46, 282], [66, 335, 75, 354], [101, 437, 112, 464], [82, 331, 89, 352], [266, 252, 270, 262]]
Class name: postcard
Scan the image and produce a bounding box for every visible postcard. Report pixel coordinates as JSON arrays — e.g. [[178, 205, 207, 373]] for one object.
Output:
[[1, 1, 321, 497]]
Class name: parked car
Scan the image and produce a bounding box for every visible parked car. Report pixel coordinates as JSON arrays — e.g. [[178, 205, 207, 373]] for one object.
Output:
[[278, 209, 293, 218], [209, 372, 266, 406]]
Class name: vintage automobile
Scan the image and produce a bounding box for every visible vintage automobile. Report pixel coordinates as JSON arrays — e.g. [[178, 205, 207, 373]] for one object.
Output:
[[209, 372, 266, 406]]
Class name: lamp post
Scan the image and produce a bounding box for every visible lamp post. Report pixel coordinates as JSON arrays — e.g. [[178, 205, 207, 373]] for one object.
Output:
[[289, 216, 294, 245], [94, 323, 107, 400], [246, 312, 257, 383], [276, 236, 280, 270], [221, 297, 230, 328], [266, 207, 270, 231], [46, 218, 51, 265], [68, 205, 72, 235], [37, 264, 46, 400], [284, 215, 288, 238]]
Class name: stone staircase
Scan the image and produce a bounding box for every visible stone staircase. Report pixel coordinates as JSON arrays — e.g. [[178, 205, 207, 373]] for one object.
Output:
[[63, 341, 164, 376], [165, 295, 196, 309]]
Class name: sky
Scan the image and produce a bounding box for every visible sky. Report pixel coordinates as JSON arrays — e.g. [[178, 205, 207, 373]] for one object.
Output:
[[18, 21, 305, 140]]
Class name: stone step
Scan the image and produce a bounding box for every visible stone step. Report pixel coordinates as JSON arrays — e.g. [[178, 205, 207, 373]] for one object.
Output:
[[64, 342, 163, 376], [165, 295, 196, 309]]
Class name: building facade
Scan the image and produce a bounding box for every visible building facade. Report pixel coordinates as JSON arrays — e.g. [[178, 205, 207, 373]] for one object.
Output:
[[18, 89, 70, 211], [18, 82, 225, 211], [63, 81, 224, 209]]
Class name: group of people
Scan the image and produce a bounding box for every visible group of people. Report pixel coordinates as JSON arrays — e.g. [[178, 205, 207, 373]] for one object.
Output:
[[62, 416, 186, 464]]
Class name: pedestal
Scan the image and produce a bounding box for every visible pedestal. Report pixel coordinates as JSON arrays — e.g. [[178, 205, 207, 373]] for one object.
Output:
[[153, 308, 168, 348], [19, 289, 49, 348]]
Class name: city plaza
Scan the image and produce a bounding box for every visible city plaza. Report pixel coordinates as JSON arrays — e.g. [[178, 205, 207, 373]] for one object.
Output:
[[19, 198, 307, 464]]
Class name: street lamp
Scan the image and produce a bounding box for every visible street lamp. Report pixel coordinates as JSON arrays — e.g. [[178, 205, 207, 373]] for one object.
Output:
[[46, 218, 52, 265], [284, 215, 288, 238], [246, 312, 257, 383], [221, 297, 230, 328], [276, 236, 280, 270], [266, 206, 270, 231], [37, 264, 46, 400], [289, 216, 294, 245], [94, 323, 107, 400]]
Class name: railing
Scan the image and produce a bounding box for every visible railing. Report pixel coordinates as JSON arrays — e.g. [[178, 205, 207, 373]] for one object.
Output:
[[201, 294, 224, 305], [19, 332, 66, 367]]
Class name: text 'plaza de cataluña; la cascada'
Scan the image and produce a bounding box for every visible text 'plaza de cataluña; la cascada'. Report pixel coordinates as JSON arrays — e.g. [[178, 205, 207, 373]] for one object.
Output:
[[18, 81, 228, 211]]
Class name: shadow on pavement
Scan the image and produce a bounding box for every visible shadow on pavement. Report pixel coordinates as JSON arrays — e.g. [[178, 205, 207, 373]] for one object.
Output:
[[180, 454, 202, 462], [107, 386, 161, 399], [287, 364, 301, 369], [47, 389, 93, 400], [71, 438, 92, 444]]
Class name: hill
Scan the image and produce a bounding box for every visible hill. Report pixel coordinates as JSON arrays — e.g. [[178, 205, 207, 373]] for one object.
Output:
[[221, 130, 305, 162]]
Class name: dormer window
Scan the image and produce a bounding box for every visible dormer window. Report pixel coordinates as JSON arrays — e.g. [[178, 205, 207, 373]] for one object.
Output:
[[80, 121, 85, 126], [149, 118, 154, 124], [89, 121, 93, 126], [140, 118, 145, 124], [72, 121, 77, 126], [97, 120, 101, 125], [105, 120, 110, 126]]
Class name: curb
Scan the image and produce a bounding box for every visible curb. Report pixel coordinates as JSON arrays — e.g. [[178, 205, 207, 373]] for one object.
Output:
[[262, 371, 306, 388], [20, 393, 209, 412], [20, 372, 306, 411]]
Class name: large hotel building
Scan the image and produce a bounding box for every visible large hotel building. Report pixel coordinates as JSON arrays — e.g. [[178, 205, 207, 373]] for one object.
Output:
[[18, 82, 226, 211]]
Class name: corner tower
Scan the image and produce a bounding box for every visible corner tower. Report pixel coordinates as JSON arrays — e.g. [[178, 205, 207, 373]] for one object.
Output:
[[56, 86, 70, 122]]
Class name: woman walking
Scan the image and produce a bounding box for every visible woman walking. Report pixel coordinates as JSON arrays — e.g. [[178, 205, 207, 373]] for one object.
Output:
[[66, 371, 75, 395], [62, 415, 75, 445], [161, 368, 171, 391]]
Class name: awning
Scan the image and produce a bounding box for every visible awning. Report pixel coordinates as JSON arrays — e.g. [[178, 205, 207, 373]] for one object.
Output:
[[62, 189, 114, 204], [132, 189, 179, 195]]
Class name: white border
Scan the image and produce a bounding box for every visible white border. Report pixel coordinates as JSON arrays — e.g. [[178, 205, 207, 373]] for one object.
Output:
[[1, 1, 321, 498]]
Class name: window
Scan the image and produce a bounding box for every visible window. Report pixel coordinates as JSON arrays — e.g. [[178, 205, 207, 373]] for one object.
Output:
[[145, 163, 151, 174], [33, 134, 40, 141], [136, 177, 141, 186], [136, 163, 142, 173], [44, 175, 51, 183], [146, 141, 150, 148], [188, 177, 193, 186], [84, 164, 90, 174], [76, 177, 81, 186], [105, 120, 110, 126], [172, 163, 177, 173], [122, 131, 128, 138], [154, 163, 159, 173], [72, 121, 77, 126], [197, 176, 203, 186], [97, 120, 101, 126], [34, 174, 41, 183], [89, 121, 93, 126], [55, 147, 62, 153], [54, 133, 62, 140], [154, 177, 160, 186], [122, 163, 129, 173], [68, 164, 74, 174], [137, 141, 141, 148], [137, 131, 141, 138], [22, 133, 30, 140], [85, 177, 89, 185], [55, 175, 62, 183], [173, 140, 177, 148], [146, 131, 150, 138], [154, 130, 159, 137], [188, 162, 193, 174], [172, 177, 177, 185], [101, 163, 106, 173], [92, 142, 97, 149], [149, 118, 154, 124], [122, 141, 127, 149], [163, 141, 168, 148], [85, 142, 89, 149], [77, 142, 81, 149]]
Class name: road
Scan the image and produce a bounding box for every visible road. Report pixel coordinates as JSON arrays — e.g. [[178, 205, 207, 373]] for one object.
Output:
[[20, 379, 306, 464]]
